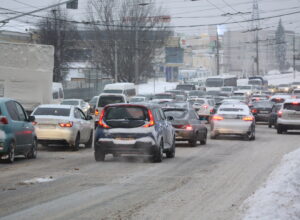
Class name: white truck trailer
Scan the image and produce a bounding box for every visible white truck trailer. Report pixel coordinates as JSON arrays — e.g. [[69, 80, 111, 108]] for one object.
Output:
[[0, 42, 55, 113]]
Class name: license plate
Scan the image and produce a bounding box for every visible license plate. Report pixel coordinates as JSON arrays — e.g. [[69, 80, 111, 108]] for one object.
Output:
[[115, 137, 135, 141], [39, 125, 56, 129]]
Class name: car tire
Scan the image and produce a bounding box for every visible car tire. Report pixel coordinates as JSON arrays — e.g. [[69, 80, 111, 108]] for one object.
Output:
[[244, 129, 254, 141], [200, 134, 207, 145], [268, 123, 272, 128], [277, 125, 283, 134], [72, 134, 80, 151], [166, 137, 175, 158], [5, 142, 15, 163], [153, 141, 163, 163], [27, 139, 37, 159], [210, 133, 217, 139], [85, 130, 93, 148], [94, 147, 105, 161]]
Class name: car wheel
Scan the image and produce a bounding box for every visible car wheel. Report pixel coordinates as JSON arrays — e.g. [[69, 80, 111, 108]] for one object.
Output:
[[5, 142, 15, 163], [277, 125, 283, 134], [166, 137, 175, 158], [85, 130, 93, 148], [94, 147, 105, 161], [268, 123, 272, 128], [153, 141, 163, 163], [200, 133, 207, 145], [210, 132, 217, 139], [113, 153, 121, 158], [244, 129, 254, 141], [72, 134, 80, 151], [27, 139, 37, 159]]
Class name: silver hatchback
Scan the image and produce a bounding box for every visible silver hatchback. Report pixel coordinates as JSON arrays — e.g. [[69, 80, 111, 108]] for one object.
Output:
[[32, 104, 94, 150]]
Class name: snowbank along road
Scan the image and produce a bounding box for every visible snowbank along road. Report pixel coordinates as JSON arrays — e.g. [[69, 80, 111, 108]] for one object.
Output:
[[0, 125, 299, 220]]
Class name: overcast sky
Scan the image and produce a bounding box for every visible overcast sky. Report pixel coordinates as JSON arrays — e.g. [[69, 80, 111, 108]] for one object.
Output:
[[1, 0, 300, 35]]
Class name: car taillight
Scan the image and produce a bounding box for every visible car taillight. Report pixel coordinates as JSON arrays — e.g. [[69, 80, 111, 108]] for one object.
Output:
[[185, 125, 193, 130], [278, 111, 283, 118], [144, 109, 155, 128], [59, 122, 73, 127], [292, 102, 299, 105], [0, 116, 8, 124], [251, 109, 258, 114], [212, 115, 224, 121], [98, 109, 110, 128], [242, 116, 254, 121], [95, 109, 99, 116], [202, 105, 208, 109], [32, 121, 37, 126]]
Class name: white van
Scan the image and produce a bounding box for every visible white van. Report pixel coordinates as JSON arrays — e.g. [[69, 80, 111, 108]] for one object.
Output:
[[103, 83, 136, 97], [94, 93, 128, 123]]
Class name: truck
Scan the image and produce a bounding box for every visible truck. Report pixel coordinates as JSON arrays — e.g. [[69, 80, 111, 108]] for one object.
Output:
[[248, 76, 268, 90], [0, 42, 57, 113]]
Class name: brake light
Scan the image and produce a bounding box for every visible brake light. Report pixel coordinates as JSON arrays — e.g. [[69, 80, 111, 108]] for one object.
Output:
[[0, 116, 8, 124], [59, 122, 73, 127], [202, 105, 208, 109], [98, 109, 110, 128], [278, 111, 283, 118], [95, 109, 99, 116], [242, 116, 254, 121], [212, 115, 224, 121], [185, 125, 193, 130], [251, 109, 258, 114], [292, 102, 299, 105], [144, 109, 155, 128]]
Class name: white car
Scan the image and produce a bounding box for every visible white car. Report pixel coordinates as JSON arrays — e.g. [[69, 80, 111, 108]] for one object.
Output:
[[61, 99, 90, 115], [190, 98, 215, 120], [32, 104, 94, 151], [210, 103, 255, 140], [277, 99, 300, 134]]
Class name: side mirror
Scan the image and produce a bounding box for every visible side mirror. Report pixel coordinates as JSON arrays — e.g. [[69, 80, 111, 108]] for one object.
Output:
[[167, 116, 174, 121], [86, 115, 93, 120], [28, 115, 35, 122]]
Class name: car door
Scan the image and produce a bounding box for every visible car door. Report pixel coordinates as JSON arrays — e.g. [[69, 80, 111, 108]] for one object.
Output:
[[77, 108, 91, 142], [153, 108, 166, 146], [74, 108, 87, 142], [159, 108, 172, 148]]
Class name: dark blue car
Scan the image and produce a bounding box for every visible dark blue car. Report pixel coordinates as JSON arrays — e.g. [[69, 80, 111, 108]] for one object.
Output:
[[94, 103, 175, 162], [0, 98, 37, 163]]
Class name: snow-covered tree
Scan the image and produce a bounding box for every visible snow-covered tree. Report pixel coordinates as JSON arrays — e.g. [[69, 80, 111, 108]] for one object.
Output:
[[275, 19, 287, 71]]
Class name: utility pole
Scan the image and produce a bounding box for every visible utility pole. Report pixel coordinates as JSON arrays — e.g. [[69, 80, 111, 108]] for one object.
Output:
[[135, 28, 139, 84], [293, 34, 296, 80], [114, 41, 118, 82], [216, 30, 220, 75], [255, 31, 259, 76], [251, 0, 260, 76]]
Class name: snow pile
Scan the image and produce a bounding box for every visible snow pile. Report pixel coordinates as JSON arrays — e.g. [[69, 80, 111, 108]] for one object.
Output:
[[21, 177, 55, 185], [241, 148, 300, 220], [267, 69, 281, 75]]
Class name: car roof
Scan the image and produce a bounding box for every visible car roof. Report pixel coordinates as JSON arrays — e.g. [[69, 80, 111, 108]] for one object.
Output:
[[219, 103, 248, 109], [99, 93, 127, 97], [284, 99, 300, 103], [0, 97, 14, 103], [104, 103, 160, 109]]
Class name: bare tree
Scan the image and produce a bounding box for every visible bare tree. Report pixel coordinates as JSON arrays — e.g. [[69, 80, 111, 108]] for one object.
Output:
[[87, 0, 171, 82], [37, 7, 79, 82]]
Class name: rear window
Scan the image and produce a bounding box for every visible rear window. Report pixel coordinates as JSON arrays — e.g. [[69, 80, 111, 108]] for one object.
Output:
[[176, 84, 195, 91], [284, 103, 300, 111], [253, 101, 273, 108], [106, 106, 148, 120], [219, 108, 244, 112], [33, 108, 70, 116], [130, 97, 145, 102], [154, 94, 173, 99], [61, 100, 79, 106], [163, 109, 188, 119], [103, 89, 123, 94], [192, 100, 205, 105], [98, 96, 125, 107], [270, 98, 285, 103]]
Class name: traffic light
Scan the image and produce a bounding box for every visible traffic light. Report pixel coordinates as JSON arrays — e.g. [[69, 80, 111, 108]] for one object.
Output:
[[66, 0, 78, 9]]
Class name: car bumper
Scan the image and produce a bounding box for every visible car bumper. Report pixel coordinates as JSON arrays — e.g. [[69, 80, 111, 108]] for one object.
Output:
[[35, 128, 76, 145], [254, 114, 270, 122], [175, 130, 195, 141], [96, 137, 156, 155], [212, 121, 252, 135], [0, 139, 9, 155], [277, 118, 300, 129]]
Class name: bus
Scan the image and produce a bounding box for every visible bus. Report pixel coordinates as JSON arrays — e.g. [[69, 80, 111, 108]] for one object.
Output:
[[205, 75, 237, 91], [248, 76, 268, 90]]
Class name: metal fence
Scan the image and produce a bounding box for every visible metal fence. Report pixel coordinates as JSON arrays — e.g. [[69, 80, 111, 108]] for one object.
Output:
[[63, 79, 113, 101]]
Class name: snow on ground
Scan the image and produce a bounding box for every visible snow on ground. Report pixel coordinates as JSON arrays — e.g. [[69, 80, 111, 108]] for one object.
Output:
[[21, 177, 55, 185], [137, 78, 178, 95], [240, 147, 300, 220]]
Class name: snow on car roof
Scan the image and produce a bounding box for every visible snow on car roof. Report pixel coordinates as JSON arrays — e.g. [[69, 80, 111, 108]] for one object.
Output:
[[35, 104, 73, 109]]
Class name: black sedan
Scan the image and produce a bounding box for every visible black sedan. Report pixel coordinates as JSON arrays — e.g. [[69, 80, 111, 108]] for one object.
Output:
[[268, 103, 282, 128], [163, 107, 207, 147], [250, 100, 274, 122]]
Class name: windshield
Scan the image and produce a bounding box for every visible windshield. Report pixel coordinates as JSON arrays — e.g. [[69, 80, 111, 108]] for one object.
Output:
[[293, 90, 300, 94], [253, 101, 273, 108], [61, 100, 79, 106], [176, 84, 195, 91], [33, 108, 70, 116], [163, 109, 188, 119], [189, 91, 205, 96], [206, 78, 223, 87], [103, 89, 123, 94], [130, 97, 145, 102], [248, 80, 262, 86], [284, 103, 300, 111], [98, 96, 125, 107], [238, 86, 252, 90]]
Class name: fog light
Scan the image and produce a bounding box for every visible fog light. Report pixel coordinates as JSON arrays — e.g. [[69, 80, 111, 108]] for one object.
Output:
[[0, 147, 3, 151]]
